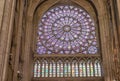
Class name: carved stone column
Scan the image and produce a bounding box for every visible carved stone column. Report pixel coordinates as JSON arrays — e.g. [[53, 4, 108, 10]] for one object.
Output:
[[98, 13, 113, 81], [12, 0, 25, 81], [117, 0, 120, 61], [0, 0, 16, 81], [108, 0, 120, 81]]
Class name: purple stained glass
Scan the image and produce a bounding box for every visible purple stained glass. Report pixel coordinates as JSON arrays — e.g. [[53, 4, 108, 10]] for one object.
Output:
[[37, 5, 98, 54]]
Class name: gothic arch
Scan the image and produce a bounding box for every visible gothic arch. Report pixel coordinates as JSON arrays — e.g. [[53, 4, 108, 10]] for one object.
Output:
[[31, 0, 98, 52], [22, 0, 114, 81], [1, 0, 120, 81]]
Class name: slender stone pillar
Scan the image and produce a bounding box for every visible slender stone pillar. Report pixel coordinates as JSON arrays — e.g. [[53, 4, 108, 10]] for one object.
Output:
[[0, 0, 5, 30], [0, 0, 16, 81]]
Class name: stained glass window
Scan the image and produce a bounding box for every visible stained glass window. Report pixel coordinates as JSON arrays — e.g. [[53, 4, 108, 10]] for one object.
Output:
[[42, 62, 45, 77], [60, 62, 64, 77], [83, 61, 86, 77], [68, 62, 71, 77], [57, 61, 60, 77], [37, 5, 98, 54], [87, 61, 90, 77], [49, 62, 52, 77], [33, 59, 102, 77], [75, 61, 78, 77], [90, 62, 94, 76], [45, 61, 48, 77], [79, 60, 86, 77], [94, 60, 101, 77], [37, 63, 41, 77], [72, 61, 75, 77], [34, 62, 38, 77], [64, 62, 68, 77], [34, 3, 102, 79], [53, 61, 56, 77], [79, 61, 83, 77]]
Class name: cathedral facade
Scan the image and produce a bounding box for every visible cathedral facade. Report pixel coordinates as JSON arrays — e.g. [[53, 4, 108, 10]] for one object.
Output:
[[0, 0, 120, 81]]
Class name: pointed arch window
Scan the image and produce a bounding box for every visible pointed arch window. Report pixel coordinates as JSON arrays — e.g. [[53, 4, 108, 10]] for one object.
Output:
[[34, 4, 102, 78], [49, 62, 53, 77]]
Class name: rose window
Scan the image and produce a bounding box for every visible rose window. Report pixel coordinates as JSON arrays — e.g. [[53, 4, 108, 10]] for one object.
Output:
[[37, 5, 98, 54]]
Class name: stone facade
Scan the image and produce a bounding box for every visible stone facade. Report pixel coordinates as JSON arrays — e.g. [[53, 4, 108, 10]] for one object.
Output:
[[0, 0, 5, 30], [0, 0, 120, 81]]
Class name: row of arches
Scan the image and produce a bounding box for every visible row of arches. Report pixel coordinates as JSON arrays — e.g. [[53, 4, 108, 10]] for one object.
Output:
[[34, 58, 102, 77]]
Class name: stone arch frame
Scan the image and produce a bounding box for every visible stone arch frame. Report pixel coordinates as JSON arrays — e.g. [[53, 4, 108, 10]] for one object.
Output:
[[33, 1, 100, 55], [22, 0, 113, 81], [0, 0, 120, 81]]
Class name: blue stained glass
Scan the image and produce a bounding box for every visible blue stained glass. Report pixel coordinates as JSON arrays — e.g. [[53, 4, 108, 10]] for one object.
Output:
[[37, 5, 98, 54], [34, 3, 102, 79]]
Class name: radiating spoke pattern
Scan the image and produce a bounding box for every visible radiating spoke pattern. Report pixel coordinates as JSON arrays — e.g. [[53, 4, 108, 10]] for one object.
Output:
[[37, 5, 98, 54]]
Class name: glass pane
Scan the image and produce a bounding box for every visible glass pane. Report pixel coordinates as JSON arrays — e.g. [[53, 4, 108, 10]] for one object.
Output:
[[72, 62, 75, 77], [75, 63, 78, 77], [90, 62, 94, 76], [64, 63, 68, 77], [34, 63, 38, 77], [60, 63, 63, 77], [42, 63, 45, 77], [98, 62, 101, 76], [37, 5, 98, 55], [37, 64, 41, 77], [49, 63, 52, 77], [57, 63, 60, 77], [68, 62, 71, 77], [33, 59, 102, 78], [79, 62, 83, 77], [94, 60, 102, 77], [53, 63, 56, 77], [87, 61, 90, 77], [94, 62, 98, 76], [83, 62, 86, 77], [45, 63, 48, 77]]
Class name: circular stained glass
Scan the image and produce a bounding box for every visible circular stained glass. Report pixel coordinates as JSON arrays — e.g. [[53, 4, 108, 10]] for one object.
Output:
[[37, 5, 98, 54]]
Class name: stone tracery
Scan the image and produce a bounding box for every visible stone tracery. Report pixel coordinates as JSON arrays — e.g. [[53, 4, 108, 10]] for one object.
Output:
[[37, 5, 98, 54]]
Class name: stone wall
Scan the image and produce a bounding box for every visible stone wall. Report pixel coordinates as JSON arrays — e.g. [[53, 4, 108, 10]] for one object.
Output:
[[0, 0, 6, 81], [117, 0, 120, 21], [0, 0, 16, 81], [0, 0, 120, 81], [0, 0, 5, 30]]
